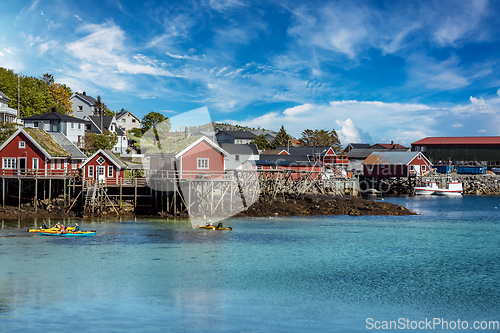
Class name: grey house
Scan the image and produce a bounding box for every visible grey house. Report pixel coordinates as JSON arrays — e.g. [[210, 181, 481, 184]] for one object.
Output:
[[22, 108, 87, 147], [220, 143, 259, 170], [71, 92, 97, 120], [216, 130, 256, 144]]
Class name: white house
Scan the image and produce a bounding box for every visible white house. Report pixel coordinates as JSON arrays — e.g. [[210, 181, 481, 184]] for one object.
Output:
[[0, 90, 19, 123], [115, 110, 141, 132]]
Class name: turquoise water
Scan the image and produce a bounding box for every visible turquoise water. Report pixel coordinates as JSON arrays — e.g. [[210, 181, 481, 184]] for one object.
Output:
[[1, 196, 500, 332]]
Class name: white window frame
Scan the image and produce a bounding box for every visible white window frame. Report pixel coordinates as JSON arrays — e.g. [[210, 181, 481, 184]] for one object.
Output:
[[32, 158, 39, 170], [421, 165, 426, 172], [88, 165, 94, 177], [19, 141, 25, 149], [71, 123, 74, 129], [197, 158, 209, 170], [108, 166, 113, 177], [2, 158, 16, 169], [72, 160, 77, 169], [51, 161, 55, 170]]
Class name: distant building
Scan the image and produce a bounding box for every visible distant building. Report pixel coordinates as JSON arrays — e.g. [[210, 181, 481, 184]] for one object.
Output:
[[220, 143, 259, 170], [411, 137, 500, 167], [343, 143, 371, 154], [346, 148, 408, 174], [85, 116, 128, 154], [115, 110, 141, 132], [0, 91, 18, 123], [370, 142, 408, 150], [71, 92, 96, 119], [216, 130, 256, 144], [275, 146, 348, 167]]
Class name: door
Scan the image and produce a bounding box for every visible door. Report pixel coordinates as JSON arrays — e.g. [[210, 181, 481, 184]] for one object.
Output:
[[97, 166, 106, 183], [18, 158, 26, 175]]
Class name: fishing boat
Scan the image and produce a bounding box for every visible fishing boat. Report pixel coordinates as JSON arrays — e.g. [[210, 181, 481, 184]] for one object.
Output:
[[38, 231, 97, 237], [414, 181, 439, 195], [433, 182, 463, 196], [195, 224, 232, 231]]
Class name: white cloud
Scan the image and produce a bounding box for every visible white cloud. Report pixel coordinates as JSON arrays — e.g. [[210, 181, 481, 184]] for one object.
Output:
[[478, 129, 487, 133], [407, 54, 469, 90], [335, 119, 371, 144], [470, 96, 486, 105], [453, 123, 464, 128]]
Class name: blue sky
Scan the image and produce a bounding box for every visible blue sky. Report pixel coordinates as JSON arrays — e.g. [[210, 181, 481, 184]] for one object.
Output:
[[2, 0, 500, 146]]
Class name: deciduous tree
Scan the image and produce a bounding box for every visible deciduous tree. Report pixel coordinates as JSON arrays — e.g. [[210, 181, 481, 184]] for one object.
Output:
[[251, 134, 272, 150]]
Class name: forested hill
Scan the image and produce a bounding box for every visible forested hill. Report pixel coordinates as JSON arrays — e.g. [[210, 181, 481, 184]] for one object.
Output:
[[0, 67, 73, 118]]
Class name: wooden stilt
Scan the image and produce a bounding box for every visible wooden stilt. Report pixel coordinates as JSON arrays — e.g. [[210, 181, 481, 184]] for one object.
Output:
[[18, 178, 21, 209], [35, 178, 38, 212]]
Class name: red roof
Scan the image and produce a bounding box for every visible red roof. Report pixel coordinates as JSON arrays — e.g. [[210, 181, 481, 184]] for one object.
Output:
[[371, 143, 408, 149], [412, 137, 500, 145]]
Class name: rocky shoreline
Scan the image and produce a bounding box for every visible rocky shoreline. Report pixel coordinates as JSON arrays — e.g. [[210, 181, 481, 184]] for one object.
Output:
[[0, 193, 415, 220]]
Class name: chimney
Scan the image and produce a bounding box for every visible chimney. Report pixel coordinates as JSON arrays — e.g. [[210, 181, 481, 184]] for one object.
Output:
[[83, 92, 86, 96], [52, 107, 57, 113]]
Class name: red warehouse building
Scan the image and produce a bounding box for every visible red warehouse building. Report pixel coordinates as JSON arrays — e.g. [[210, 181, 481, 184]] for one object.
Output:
[[80, 149, 127, 185], [362, 151, 432, 177]]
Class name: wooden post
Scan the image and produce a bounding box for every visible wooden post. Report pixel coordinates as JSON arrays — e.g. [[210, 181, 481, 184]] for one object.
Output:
[[18, 178, 21, 209], [48, 179, 52, 201], [34, 178, 38, 212], [2, 174, 4, 208], [134, 177, 137, 208], [230, 176, 233, 216], [63, 177, 67, 208], [119, 183, 122, 209], [174, 183, 177, 216], [188, 177, 191, 217]]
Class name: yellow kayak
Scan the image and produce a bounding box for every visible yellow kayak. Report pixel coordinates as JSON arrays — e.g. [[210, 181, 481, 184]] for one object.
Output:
[[195, 224, 232, 231], [28, 226, 76, 233]]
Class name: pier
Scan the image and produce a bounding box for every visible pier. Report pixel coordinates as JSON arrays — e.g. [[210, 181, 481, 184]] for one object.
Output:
[[0, 168, 360, 217]]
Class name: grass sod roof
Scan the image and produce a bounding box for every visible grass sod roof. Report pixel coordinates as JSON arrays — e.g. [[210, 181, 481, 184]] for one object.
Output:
[[24, 128, 71, 157], [141, 134, 203, 155]]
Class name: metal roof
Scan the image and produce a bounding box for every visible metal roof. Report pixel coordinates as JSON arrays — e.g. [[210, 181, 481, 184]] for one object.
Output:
[[72, 93, 97, 105], [217, 130, 256, 139], [412, 137, 500, 145], [0, 90, 12, 102], [362, 151, 429, 165], [22, 109, 87, 122], [347, 148, 407, 159], [370, 143, 408, 149], [47, 132, 87, 159], [275, 146, 335, 156]]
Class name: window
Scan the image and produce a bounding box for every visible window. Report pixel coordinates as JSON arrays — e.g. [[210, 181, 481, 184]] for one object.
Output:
[[421, 146, 426, 152], [132, 119, 136, 123], [2, 158, 16, 169], [78, 123, 81, 130], [19, 141, 25, 148], [72, 160, 77, 169], [417, 154, 421, 160], [111, 125, 114, 131], [97, 156, 105, 165], [108, 166, 113, 177], [88, 165, 94, 177], [421, 165, 426, 172], [32, 158, 39, 170], [86, 124, 91, 130], [98, 166, 105, 176], [235, 155, 240, 161], [122, 119, 126, 123], [71, 123, 74, 129], [197, 158, 209, 169], [34, 121, 39, 128], [171, 158, 175, 169], [78, 105, 83, 111]]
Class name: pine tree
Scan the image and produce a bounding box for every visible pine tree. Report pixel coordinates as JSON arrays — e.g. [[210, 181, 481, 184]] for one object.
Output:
[[271, 125, 291, 149]]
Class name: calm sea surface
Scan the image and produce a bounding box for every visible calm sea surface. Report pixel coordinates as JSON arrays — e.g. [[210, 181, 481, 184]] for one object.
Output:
[[1, 196, 500, 332]]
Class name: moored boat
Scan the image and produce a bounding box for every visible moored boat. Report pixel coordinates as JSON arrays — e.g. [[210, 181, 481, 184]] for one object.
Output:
[[433, 182, 463, 196], [38, 231, 97, 237], [414, 181, 439, 195]]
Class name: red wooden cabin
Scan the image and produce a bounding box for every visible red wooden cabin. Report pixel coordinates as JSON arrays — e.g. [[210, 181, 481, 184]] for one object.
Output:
[[149, 136, 230, 179], [362, 151, 432, 177], [0, 128, 84, 177], [80, 149, 127, 185]]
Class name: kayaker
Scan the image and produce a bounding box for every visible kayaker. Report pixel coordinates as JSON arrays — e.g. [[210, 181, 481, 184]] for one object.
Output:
[[74, 223, 79, 232], [217, 221, 223, 228], [60, 225, 67, 234], [206, 220, 212, 226], [42, 222, 48, 229]]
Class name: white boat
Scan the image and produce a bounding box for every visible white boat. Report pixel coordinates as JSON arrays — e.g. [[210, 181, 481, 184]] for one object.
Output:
[[433, 182, 463, 196], [414, 181, 439, 195]]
